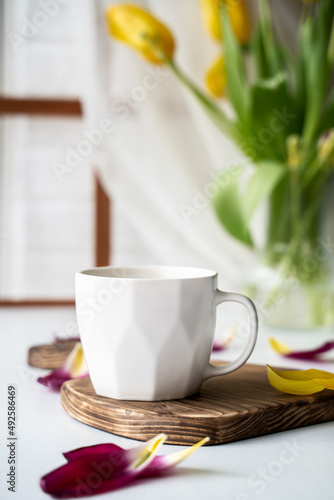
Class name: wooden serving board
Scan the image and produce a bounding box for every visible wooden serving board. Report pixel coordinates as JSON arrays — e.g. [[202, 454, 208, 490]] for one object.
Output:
[[61, 364, 334, 445], [28, 341, 77, 369]]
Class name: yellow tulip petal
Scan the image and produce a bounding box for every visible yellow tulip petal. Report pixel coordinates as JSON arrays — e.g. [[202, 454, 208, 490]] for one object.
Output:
[[64, 342, 87, 377], [131, 433, 167, 470], [37, 342, 88, 389], [161, 437, 210, 468], [199, 0, 250, 45], [226, 0, 250, 45], [205, 55, 227, 97], [268, 337, 292, 355], [200, 0, 221, 40], [267, 365, 334, 395], [105, 4, 175, 64]]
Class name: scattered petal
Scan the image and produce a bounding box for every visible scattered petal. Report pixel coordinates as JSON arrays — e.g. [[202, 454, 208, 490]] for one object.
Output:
[[41, 434, 209, 497], [37, 343, 88, 390], [267, 364, 334, 395], [40, 434, 166, 498], [64, 437, 210, 478], [63, 443, 123, 462], [212, 340, 226, 352], [140, 436, 210, 478], [268, 337, 291, 355], [212, 324, 237, 351], [269, 337, 334, 360]]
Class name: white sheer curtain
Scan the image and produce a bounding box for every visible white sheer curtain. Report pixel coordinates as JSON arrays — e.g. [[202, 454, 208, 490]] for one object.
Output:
[[78, 0, 250, 290], [77, 0, 300, 291], [0, 0, 300, 298]]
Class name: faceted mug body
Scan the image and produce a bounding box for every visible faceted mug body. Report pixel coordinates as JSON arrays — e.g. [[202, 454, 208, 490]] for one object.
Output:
[[76, 265, 258, 401], [75, 266, 216, 401]]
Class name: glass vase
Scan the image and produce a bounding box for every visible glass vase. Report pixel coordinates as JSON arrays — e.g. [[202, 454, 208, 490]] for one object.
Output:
[[248, 242, 334, 330], [248, 177, 334, 330]]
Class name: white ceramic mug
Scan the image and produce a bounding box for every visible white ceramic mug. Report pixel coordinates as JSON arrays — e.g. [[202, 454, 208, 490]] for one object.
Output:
[[75, 265, 258, 401]]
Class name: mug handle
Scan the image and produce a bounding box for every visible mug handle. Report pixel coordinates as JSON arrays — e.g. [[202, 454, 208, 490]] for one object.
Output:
[[203, 290, 258, 381]]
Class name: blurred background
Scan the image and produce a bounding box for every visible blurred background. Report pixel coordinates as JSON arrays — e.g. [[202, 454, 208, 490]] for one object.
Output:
[[0, 0, 299, 304]]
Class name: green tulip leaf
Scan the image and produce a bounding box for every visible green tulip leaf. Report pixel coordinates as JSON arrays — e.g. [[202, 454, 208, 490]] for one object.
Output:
[[212, 162, 287, 247], [250, 72, 296, 161], [243, 161, 288, 223], [319, 88, 334, 134], [251, 25, 270, 79], [220, 6, 250, 134], [301, 0, 334, 144], [212, 167, 253, 247]]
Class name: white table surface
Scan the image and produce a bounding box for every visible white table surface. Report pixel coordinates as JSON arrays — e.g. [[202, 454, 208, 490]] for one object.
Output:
[[1, 306, 334, 500]]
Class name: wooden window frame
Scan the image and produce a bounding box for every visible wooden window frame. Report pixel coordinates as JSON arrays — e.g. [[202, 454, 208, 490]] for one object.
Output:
[[0, 96, 111, 306]]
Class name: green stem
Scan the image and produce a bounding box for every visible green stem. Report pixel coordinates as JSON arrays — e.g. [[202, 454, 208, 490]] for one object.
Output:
[[258, 0, 279, 74], [327, 16, 334, 68], [278, 169, 328, 281], [266, 177, 291, 254], [289, 167, 301, 235], [302, 157, 328, 189], [300, 2, 312, 24], [166, 60, 240, 143]]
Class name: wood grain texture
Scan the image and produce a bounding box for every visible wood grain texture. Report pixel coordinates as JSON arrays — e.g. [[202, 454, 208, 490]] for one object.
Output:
[[61, 364, 334, 445], [28, 341, 77, 369]]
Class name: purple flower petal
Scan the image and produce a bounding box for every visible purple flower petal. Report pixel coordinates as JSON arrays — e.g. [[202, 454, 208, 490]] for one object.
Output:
[[38, 343, 88, 390], [212, 340, 227, 352], [37, 368, 74, 389], [212, 324, 237, 352], [41, 450, 131, 497], [64, 444, 123, 462], [42, 435, 209, 497], [285, 341, 334, 360], [269, 337, 334, 361], [64, 437, 210, 480], [40, 434, 166, 498]]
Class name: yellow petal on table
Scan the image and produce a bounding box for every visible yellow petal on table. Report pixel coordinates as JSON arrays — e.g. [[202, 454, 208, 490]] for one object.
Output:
[[205, 55, 227, 97], [105, 4, 175, 64], [267, 365, 334, 395], [161, 437, 210, 468], [64, 342, 87, 377], [199, 0, 250, 45], [268, 337, 292, 355]]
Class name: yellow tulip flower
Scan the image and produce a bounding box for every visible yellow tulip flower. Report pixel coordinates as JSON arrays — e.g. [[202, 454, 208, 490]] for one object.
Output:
[[199, 0, 250, 45], [105, 4, 175, 64], [205, 55, 227, 97]]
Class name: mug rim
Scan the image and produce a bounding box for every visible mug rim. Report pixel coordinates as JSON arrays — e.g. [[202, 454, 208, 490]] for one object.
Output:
[[76, 265, 217, 281]]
